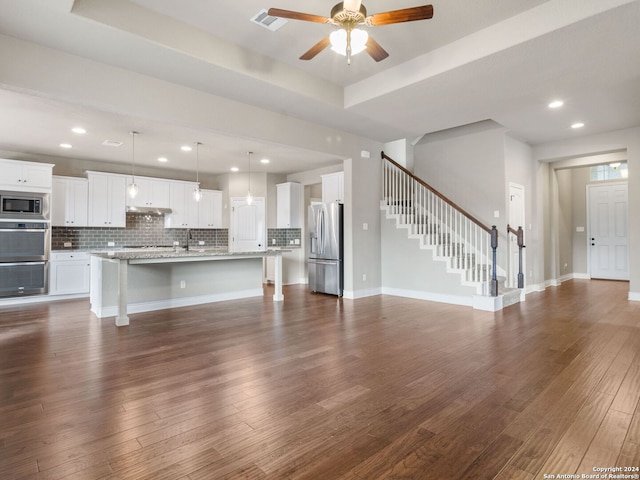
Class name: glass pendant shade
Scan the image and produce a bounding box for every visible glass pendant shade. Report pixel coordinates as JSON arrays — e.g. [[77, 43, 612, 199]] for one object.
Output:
[[193, 186, 202, 202], [128, 131, 139, 199], [330, 28, 368, 56], [128, 182, 139, 198], [193, 141, 202, 202]]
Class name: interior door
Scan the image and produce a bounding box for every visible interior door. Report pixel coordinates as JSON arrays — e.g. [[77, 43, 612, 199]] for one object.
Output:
[[508, 183, 525, 288], [230, 197, 265, 252], [588, 182, 629, 280]]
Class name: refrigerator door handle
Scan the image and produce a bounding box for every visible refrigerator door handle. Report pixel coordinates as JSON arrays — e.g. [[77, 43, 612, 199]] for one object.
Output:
[[318, 208, 325, 256]]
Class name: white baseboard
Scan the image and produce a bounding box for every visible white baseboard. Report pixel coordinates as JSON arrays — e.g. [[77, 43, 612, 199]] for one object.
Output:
[[573, 273, 590, 279], [91, 288, 264, 319], [381, 287, 473, 307], [629, 291, 640, 301], [343, 287, 382, 299]]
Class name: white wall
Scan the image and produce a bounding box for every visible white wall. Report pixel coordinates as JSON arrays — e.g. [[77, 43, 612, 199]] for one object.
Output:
[[414, 121, 507, 229]]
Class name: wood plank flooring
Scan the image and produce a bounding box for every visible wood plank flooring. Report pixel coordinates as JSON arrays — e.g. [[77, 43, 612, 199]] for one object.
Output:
[[0, 280, 639, 479]]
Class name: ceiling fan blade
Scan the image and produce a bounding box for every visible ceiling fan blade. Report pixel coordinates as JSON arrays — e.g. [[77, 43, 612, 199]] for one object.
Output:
[[268, 8, 330, 24], [342, 0, 363, 12], [300, 37, 331, 60], [368, 5, 434, 26], [366, 37, 389, 62]]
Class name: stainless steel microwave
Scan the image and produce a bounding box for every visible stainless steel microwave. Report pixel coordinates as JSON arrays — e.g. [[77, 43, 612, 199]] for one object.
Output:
[[0, 191, 49, 220]]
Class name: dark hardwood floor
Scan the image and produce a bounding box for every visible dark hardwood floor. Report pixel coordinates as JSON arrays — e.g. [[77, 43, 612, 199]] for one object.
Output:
[[1, 280, 639, 479]]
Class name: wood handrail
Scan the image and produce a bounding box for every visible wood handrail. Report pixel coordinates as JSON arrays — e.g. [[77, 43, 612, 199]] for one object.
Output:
[[507, 225, 519, 236], [381, 151, 492, 233]]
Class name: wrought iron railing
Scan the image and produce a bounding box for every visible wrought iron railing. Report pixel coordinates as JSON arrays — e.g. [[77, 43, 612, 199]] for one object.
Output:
[[381, 151, 498, 296]]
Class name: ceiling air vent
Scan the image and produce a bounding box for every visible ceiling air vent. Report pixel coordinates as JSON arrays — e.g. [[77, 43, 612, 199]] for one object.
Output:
[[250, 9, 287, 31], [102, 139, 123, 147]]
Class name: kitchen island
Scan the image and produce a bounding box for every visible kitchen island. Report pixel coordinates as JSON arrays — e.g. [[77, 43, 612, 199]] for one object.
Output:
[[90, 249, 284, 327]]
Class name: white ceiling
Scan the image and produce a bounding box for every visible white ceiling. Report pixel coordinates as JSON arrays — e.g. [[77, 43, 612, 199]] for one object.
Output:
[[0, 0, 638, 176]]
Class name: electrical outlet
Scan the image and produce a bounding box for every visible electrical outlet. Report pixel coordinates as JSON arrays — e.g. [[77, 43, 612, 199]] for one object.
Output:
[[107, 241, 115, 247], [63, 242, 72, 248], [180, 280, 186, 288], [173, 241, 180, 246], [272, 238, 276, 244], [198, 241, 205, 245], [294, 238, 300, 245], [362, 273, 367, 281]]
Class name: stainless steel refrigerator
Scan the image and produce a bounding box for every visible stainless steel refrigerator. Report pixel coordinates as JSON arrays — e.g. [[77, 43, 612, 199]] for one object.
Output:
[[308, 202, 343, 296]]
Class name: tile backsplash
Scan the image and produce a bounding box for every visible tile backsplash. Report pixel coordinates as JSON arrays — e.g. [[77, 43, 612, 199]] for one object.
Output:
[[267, 228, 301, 247], [52, 213, 228, 250]]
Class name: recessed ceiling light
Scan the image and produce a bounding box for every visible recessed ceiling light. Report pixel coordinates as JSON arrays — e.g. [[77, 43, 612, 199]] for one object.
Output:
[[571, 122, 585, 129], [59, 143, 72, 149], [158, 157, 168, 163], [548, 100, 564, 109], [260, 158, 270, 164], [181, 145, 192, 152], [71, 127, 86, 134], [230, 167, 239, 172]]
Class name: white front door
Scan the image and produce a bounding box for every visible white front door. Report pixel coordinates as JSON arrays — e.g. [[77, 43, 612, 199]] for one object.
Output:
[[508, 183, 525, 288], [588, 182, 629, 280], [230, 197, 265, 252]]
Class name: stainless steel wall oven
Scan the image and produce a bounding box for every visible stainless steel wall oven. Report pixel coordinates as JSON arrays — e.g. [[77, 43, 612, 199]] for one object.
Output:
[[0, 221, 50, 297]]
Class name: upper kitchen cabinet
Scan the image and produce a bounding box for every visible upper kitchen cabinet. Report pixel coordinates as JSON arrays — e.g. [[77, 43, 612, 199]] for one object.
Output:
[[321, 172, 344, 204], [276, 182, 302, 228], [125, 176, 171, 209], [52, 176, 88, 227], [87, 172, 127, 227], [164, 181, 199, 228], [198, 189, 223, 229], [0, 158, 53, 192]]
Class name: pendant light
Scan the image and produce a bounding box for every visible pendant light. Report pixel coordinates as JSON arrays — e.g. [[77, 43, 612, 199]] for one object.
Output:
[[246, 151, 253, 206], [128, 131, 139, 199], [193, 142, 202, 202]]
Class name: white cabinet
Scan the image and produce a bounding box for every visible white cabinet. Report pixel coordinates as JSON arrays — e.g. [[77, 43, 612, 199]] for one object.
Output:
[[125, 176, 171, 209], [87, 172, 127, 227], [52, 176, 88, 227], [164, 181, 199, 228], [277, 182, 302, 228], [321, 171, 344, 203], [49, 252, 91, 295], [0, 158, 53, 192], [198, 189, 223, 228]]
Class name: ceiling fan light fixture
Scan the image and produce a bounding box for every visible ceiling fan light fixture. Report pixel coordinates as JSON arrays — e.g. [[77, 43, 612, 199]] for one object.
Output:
[[330, 28, 368, 56]]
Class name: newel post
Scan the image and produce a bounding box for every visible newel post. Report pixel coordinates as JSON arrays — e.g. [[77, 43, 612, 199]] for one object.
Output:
[[490, 226, 499, 297], [517, 226, 525, 289]]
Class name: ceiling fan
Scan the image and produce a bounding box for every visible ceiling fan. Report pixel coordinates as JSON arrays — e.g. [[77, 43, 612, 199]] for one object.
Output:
[[268, 1, 434, 64]]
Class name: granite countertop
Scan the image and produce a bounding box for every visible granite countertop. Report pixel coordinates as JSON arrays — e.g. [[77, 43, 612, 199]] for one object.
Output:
[[90, 248, 287, 261]]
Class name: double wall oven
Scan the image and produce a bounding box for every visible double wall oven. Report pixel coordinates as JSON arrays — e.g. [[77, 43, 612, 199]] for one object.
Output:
[[0, 191, 50, 297]]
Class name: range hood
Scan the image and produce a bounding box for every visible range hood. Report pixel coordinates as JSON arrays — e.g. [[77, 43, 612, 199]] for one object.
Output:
[[126, 205, 172, 215]]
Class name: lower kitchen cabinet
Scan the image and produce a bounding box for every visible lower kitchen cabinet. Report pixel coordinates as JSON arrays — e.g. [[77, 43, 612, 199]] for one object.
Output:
[[49, 252, 91, 295]]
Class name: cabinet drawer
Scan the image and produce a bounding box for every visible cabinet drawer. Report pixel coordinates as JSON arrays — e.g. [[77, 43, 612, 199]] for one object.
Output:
[[51, 252, 91, 262]]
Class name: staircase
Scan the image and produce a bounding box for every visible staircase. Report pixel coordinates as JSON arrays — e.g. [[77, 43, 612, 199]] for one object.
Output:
[[381, 153, 522, 311]]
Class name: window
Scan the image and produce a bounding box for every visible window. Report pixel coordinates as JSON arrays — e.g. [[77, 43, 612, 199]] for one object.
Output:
[[590, 163, 628, 181]]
